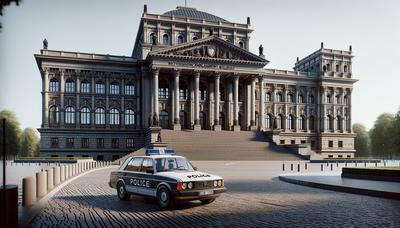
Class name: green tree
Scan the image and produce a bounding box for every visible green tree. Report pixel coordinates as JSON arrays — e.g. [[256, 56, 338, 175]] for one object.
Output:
[[392, 108, 400, 157], [352, 123, 370, 157], [369, 113, 396, 159], [20, 128, 40, 157], [0, 110, 22, 156]]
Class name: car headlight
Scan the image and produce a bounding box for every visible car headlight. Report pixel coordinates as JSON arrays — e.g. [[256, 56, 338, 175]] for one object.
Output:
[[188, 182, 193, 189], [218, 180, 222, 187], [214, 180, 218, 187], [182, 182, 187, 190]]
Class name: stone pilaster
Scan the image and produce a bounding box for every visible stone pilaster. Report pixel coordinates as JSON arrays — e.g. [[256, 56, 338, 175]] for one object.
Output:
[[250, 77, 256, 130], [213, 73, 221, 131], [194, 71, 201, 131], [258, 76, 265, 130], [233, 74, 240, 131], [173, 69, 181, 130]]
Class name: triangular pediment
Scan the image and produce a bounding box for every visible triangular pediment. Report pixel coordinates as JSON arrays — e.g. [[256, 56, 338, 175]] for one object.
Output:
[[148, 36, 269, 66]]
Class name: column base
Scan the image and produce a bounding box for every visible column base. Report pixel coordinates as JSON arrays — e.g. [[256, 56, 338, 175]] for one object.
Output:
[[193, 124, 201, 131], [213, 125, 221, 131], [233, 125, 241, 132], [173, 124, 181, 131], [250, 125, 257, 131]]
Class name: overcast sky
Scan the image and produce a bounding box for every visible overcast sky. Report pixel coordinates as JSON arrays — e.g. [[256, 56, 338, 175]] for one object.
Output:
[[0, 0, 399, 130]]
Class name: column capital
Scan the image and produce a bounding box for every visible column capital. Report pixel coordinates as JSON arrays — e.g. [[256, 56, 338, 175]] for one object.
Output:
[[194, 70, 201, 77], [59, 68, 65, 76], [151, 67, 160, 74], [233, 73, 240, 80], [319, 85, 327, 93], [257, 74, 264, 80], [173, 68, 181, 75], [214, 72, 221, 79]]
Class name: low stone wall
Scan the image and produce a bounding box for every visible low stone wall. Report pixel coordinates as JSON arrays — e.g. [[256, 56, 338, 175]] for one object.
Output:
[[21, 161, 112, 207], [342, 167, 400, 182]]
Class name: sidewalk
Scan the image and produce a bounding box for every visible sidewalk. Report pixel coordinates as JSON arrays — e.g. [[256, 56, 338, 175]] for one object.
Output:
[[279, 172, 400, 200]]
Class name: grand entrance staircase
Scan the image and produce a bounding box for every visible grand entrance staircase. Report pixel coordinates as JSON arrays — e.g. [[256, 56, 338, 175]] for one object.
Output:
[[158, 130, 303, 160]]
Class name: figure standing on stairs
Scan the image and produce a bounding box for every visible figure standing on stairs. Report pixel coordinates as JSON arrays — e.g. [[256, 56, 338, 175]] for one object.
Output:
[[157, 131, 162, 142]]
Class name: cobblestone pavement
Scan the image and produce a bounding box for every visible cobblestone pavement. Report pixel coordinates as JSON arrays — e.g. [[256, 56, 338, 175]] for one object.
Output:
[[30, 162, 400, 227]]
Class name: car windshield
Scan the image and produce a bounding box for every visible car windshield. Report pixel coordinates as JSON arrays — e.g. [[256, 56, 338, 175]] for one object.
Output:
[[155, 157, 194, 172]]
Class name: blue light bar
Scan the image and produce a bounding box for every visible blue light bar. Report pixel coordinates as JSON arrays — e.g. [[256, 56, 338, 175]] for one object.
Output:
[[145, 149, 175, 156]]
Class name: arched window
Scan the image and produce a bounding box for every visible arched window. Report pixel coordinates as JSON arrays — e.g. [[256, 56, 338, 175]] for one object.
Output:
[[298, 95, 304, 103], [287, 115, 295, 130], [177, 35, 184, 44], [344, 65, 348, 73], [308, 94, 315, 104], [49, 106, 59, 124], [65, 78, 75, 93], [337, 116, 343, 131], [109, 108, 120, 125], [276, 93, 283, 102], [265, 92, 272, 102], [336, 64, 340, 72], [344, 95, 348, 105], [110, 82, 120, 95], [265, 114, 272, 128], [299, 115, 306, 130], [124, 83, 135, 95], [162, 34, 169, 45], [335, 95, 341, 104], [65, 106, 75, 124], [276, 115, 282, 129], [49, 78, 59, 92], [238, 41, 244, 48], [326, 95, 332, 104], [192, 36, 198, 41], [125, 109, 135, 125], [149, 33, 156, 44], [328, 115, 334, 131], [287, 93, 294, 103], [309, 115, 315, 130], [327, 64, 331, 71], [80, 107, 90, 125], [95, 108, 105, 125], [95, 81, 105, 94], [81, 80, 90, 93]]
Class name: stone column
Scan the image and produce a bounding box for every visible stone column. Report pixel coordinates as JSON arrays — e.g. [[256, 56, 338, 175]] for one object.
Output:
[[60, 70, 65, 128], [258, 76, 265, 130], [76, 74, 80, 128], [173, 69, 181, 130], [152, 68, 159, 122], [250, 78, 256, 130], [233, 74, 240, 131], [213, 73, 221, 131], [194, 71, 201, 131], [43, 69, 49, 127], [91, 75, 95, 128], [121, 77, 125, 128], [105, 76, 110, 129]]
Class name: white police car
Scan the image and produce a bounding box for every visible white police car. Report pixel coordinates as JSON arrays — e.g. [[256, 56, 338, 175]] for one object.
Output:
[[109, 149, 227, 208]]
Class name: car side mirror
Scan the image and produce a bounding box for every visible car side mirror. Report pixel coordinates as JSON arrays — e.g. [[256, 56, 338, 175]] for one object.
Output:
[[146, 168, 154, 174], [193, 166, 198, 171]]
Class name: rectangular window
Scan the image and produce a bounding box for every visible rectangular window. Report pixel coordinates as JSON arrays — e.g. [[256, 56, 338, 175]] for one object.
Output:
[[126, 138, 134, 148], [65, 81, 75, 93], [81, 138, 89, 148], [338, 141, 343, 148], [50, 81, 59, 92], [200, 90, 207, 100], [96, 138, 104, 148], [280, 140, 285, 145], [301, 140, 306, 144], [66, 138, 74, 148], [112, 138, 119, 148], [95, 83, 105, 94], [124, 85, 135, 95], [291, 140, 295, 145], [159, 88, 169, 99], [338, 155, 343, 158], [347, 155, 351, 158], [328, 141, 333, 148], [328, 155, 333, 158], [110, 84, 120, 95], [50, 137, 59, 148], [180, 89, 187, 100], [81, 83, 90, 93], [311, 140, 316, 148]]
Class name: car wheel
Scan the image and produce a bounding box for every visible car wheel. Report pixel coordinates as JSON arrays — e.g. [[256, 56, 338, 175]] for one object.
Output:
[[117, 182, 130, 201], [157, 185, 173, 208], [200, 198, 215, 204]]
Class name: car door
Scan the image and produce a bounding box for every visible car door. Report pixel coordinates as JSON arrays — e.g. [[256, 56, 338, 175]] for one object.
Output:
[[123, 157, 144, 194], [136, 158, 156, 196]]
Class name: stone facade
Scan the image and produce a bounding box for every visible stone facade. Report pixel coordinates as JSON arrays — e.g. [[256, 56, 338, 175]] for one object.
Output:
[[35, 5, 357, 160]]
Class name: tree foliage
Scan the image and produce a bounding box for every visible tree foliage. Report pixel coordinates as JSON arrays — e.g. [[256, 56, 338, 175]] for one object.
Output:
[[369, 113, 398, 159], [20, 128, 40, 157], [0, 110, 22, 156], [352, 123, 370, 157]]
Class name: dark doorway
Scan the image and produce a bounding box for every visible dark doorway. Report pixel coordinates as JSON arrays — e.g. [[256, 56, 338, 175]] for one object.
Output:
[[179, 111, 188, 129], [219, 112, 225, 130], [199, 111, 207, 129], [159, 110, 169, 129]]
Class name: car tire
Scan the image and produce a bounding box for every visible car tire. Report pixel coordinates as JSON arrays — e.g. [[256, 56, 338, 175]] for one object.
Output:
[[200, 198, 215, 204], [157, 185, 173, 208], [117, 182, 130, 201]]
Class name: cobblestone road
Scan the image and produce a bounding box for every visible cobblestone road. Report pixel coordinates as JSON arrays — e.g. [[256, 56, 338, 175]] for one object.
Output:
[[30, 162, 400, 227]]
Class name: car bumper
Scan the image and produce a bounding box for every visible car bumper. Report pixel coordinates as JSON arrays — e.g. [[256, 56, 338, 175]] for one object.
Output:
[[172, 187, 227, 201]]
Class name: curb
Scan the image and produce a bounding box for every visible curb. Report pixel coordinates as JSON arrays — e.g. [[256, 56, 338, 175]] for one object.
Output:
[[19, 166, 116, 228], [278, 175, 400, 200]]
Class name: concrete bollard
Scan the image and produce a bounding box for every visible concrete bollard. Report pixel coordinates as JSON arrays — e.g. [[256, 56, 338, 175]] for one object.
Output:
[[54, 166, 61, 186], [321, 164, 323, 171], [47, 168, 54, 191], [290, 164, 293, 171], [297, 164, 300, 172], [282, 163, 285, 171], [330, 164, 333, 171], [36, 171, 47, 198], [60, 165, 65, 182], [78, 163, 81, 173], [305, 163, 307, 170], [65, 165, 69, 180], [22, 176, 36, 206]]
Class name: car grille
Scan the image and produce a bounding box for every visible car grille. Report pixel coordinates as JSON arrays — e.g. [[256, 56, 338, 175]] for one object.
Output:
[[193, 181, 215, 190]]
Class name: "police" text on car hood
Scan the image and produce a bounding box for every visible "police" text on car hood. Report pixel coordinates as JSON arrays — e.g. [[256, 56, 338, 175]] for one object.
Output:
[[156, 171, 222, 182]]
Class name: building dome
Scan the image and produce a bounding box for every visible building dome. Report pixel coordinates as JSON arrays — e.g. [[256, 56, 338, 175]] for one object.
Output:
[[163, 6, 228, 22]]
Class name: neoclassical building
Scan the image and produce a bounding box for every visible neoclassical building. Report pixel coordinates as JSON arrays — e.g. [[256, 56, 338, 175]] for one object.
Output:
[[35, 5, 357, 160]]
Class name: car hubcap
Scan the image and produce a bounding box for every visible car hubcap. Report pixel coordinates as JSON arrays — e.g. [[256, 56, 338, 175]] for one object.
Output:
[[119, 186, 124, 197], [161, 191, 167, 202]]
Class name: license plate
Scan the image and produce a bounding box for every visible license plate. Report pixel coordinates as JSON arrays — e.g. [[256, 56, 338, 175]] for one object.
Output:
[[199, 189, 213, 196]]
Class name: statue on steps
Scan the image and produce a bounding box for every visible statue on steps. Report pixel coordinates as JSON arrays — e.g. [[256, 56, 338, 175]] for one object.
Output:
[[153, 112, 159, 126]]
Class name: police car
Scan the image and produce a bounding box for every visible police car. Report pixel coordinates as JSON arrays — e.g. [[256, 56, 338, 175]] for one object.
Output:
[[109, 149, 227, 208]]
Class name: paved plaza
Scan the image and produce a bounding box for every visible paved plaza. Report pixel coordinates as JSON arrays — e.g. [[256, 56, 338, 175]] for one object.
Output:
[[29, 162, 400, 227]]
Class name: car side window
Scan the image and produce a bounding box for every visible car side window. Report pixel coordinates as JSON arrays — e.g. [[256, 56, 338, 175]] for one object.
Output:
[[140, 158, 153, 173], [125, 157, 143, 172]]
